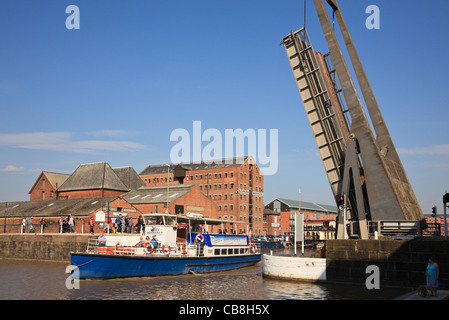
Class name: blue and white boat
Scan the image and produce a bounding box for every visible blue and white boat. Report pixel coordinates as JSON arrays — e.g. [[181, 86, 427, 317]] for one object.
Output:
[[69, 213, 261, 279]]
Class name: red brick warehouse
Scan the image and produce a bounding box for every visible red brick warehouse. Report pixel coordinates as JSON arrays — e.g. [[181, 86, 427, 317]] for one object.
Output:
[[139, 156, 265, 235]]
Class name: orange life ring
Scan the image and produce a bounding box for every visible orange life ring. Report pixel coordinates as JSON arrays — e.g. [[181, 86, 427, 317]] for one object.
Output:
[[162, 245, 171, 255], [144, 242, 154, 254], [180, 244, 187, 255], [251, 244, 258, 254], [194, 234, 205, 243]]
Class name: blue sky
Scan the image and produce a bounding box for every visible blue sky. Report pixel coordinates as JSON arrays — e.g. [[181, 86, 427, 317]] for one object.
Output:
[[0, 0, 448, 215]]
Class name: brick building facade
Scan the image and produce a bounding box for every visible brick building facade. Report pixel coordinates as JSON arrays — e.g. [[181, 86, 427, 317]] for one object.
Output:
[[263, 207, 281, 236], [29, 171, 70, 201], [424, 215, 449, 237], [265, 198, 337, 239], [139, 157, 265, 235], [122, 184, 218, 218]]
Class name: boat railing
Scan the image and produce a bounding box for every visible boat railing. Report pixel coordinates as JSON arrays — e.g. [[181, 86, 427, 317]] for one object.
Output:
[[87, 238, 100, 253], [87, 238, 139, 255], [87, 238, 260, 256], [87, 240, 190, 256]]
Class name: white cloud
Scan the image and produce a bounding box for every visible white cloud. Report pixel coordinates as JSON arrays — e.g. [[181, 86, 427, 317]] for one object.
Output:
[[89, 130, 139, 138], [0, 132, 71, 146], [0, 165, 24, 172], [29, 168, 73, 174], [0, 132, 148, 154], [397, 144, 449, 156]]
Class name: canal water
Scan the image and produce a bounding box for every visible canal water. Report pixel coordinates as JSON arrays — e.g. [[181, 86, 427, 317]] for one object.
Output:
[[0, 256, 409, 300]]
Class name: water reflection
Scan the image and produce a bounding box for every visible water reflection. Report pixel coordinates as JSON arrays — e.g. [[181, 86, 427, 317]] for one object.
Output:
[[63, 263, 331, 300], [0, 258, 408, 300]]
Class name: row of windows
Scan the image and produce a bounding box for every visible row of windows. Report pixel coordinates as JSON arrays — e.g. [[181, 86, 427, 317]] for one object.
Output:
[[143, 171, 262, 184], [204, 193, 263, 202], [214, 248, 249, 255], [187, 171, 233, 180], [186, 171, 262, 182], [143, 177, 262, 188], [218, 215, 264, 223], [145, 177, 172, 184], [143, 173, 262, 187], [199, 184, 263, 193], [216, 204, 262, 213], [208, 193, 234, 200], [200, 183, 234, 190]]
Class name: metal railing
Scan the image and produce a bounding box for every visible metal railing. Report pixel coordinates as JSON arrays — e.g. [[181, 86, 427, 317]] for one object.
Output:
[[86, 238, 260, 256], [365, 220, 421, 238]]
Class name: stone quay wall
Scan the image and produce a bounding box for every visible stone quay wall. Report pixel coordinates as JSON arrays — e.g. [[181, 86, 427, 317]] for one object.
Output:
[[325, 239, 449, 288], [0, 234, 94, 262]]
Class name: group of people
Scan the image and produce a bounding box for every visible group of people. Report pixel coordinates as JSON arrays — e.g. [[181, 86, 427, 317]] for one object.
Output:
[[63, 216, 76, 233], [21, 217, 34, 233], [18, 214, 147, 235], [21, 216, 74, 233], [135, 235, 158, 249], [97, 233, 159, 250], [102, 215, 145, 234], [113, 214, 133, 233]]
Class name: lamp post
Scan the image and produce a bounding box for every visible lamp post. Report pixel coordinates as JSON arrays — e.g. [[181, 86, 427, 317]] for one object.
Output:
[[166, 164, 170, 213], [4, 202, 7, 233], [106, 201, 110, 234], [443, 193, 449, 239]]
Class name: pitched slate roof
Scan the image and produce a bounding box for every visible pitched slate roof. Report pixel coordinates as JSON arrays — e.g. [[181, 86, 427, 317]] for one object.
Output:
[[270, 198, 337, 213], [44, 172, 70, 188], [112, 166, 146, 190], [1, 197, 119, 218], [122, 184, 195, 204], [139, 156, 249, 175], [57, 162, 129, 192]]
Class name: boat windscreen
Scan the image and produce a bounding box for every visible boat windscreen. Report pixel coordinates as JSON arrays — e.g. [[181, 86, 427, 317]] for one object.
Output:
[[145, 216, 165, 226]]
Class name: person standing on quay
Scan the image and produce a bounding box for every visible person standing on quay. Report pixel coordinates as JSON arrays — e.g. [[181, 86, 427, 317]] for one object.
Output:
[[68, 215, 75, 233], [137, 215, 144, 233], [116, 214, 122, 233], [27, 217, 34, 233], [127, 217, 133, 233], [40, 218, 47, 233], [89, 217, 94, 234], [124, 216, 129, 233], [98, 232, 106, 247], [426, 255, 439, 297]]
